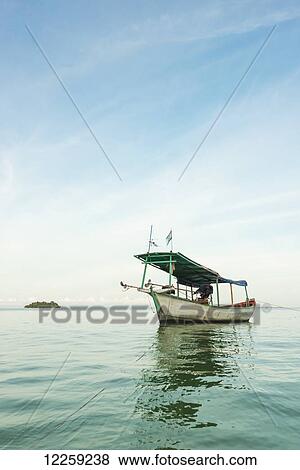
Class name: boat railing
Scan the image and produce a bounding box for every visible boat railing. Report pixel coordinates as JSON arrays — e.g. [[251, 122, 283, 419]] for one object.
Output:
[[145, 281, 206, 302]]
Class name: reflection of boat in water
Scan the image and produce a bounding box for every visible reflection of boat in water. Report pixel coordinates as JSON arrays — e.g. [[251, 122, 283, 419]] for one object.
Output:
[[154, 325, 248, 386], [122, 237, 256, 323], [130, 323, 254, 448]]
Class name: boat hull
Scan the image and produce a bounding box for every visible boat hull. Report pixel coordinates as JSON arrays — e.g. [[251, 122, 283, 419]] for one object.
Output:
[[152, 292, 254, 324]]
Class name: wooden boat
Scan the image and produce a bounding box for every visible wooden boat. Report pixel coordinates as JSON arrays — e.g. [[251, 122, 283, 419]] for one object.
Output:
[[122, 251, 256, 324]]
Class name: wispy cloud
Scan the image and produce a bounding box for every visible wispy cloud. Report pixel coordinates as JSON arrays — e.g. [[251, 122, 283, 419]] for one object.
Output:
[[59, 0, 300, 78]]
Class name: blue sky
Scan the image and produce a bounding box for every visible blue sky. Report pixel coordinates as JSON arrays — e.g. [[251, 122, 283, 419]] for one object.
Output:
[[0, 0, 300, 305]]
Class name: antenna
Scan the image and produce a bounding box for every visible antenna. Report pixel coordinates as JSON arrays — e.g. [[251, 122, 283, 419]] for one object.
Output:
[[147, 225, 153, 253], [141, 225, 153, 289]]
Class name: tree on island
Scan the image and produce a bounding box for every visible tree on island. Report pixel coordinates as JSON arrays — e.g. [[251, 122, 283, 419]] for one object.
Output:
[[24, 301, 61, 308]]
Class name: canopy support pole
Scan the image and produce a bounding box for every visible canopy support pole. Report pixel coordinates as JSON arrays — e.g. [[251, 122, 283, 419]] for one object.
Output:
[[141, 258, 148, 288], [191, 285, 193, 301], [245, 286, 249, 306], [216, 277, 220, 307], [230, 283, 234, 306], [168, 253, 173, 286], [177, 281, 179, 298]]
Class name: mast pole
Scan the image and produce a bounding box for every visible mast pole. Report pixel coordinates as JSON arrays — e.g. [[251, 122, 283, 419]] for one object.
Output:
[[168, 228, 173, 286], [230, 283, 234, 306], [216, 277, 220, 307], [245, 285, 249, 306], [147, 225, 153, 253], [141, 225, 153, 288], [168, 252, 173, 286]]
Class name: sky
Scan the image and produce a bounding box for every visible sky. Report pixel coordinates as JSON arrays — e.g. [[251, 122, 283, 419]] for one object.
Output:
[[0, 0, 300, 306]]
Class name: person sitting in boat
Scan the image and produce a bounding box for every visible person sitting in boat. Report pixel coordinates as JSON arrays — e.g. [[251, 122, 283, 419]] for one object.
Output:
[[195, 284, 213, 304]]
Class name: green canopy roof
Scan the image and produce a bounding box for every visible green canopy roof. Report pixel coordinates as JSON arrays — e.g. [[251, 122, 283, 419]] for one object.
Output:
[[135, 252, 247, 287]]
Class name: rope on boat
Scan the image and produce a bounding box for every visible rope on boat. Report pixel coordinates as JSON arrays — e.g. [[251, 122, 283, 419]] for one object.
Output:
[[257, 300, 300, 313]]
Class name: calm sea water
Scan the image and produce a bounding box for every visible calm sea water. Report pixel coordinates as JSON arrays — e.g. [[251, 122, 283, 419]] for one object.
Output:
[[0, 307, 299, 450]]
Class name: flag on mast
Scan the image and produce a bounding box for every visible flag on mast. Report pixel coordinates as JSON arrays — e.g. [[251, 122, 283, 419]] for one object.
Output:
[[166, 230, 172, 246]]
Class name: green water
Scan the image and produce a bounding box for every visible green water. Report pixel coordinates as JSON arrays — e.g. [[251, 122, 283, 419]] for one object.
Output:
[[0, 308, 299, 449]]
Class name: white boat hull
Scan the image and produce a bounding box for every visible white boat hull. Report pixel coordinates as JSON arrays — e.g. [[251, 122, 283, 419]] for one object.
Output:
[[152, 292, 254, 323]]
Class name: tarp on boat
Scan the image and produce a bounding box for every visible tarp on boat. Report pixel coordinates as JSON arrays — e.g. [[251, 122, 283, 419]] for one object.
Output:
[[135, 252, 247, 288]]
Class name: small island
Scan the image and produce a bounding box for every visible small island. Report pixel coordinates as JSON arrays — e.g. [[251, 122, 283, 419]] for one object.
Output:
[[24, 301, 61, 309]]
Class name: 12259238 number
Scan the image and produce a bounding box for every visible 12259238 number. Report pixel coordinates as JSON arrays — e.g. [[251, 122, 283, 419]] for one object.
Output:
[[44, 453, 110, 466]]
